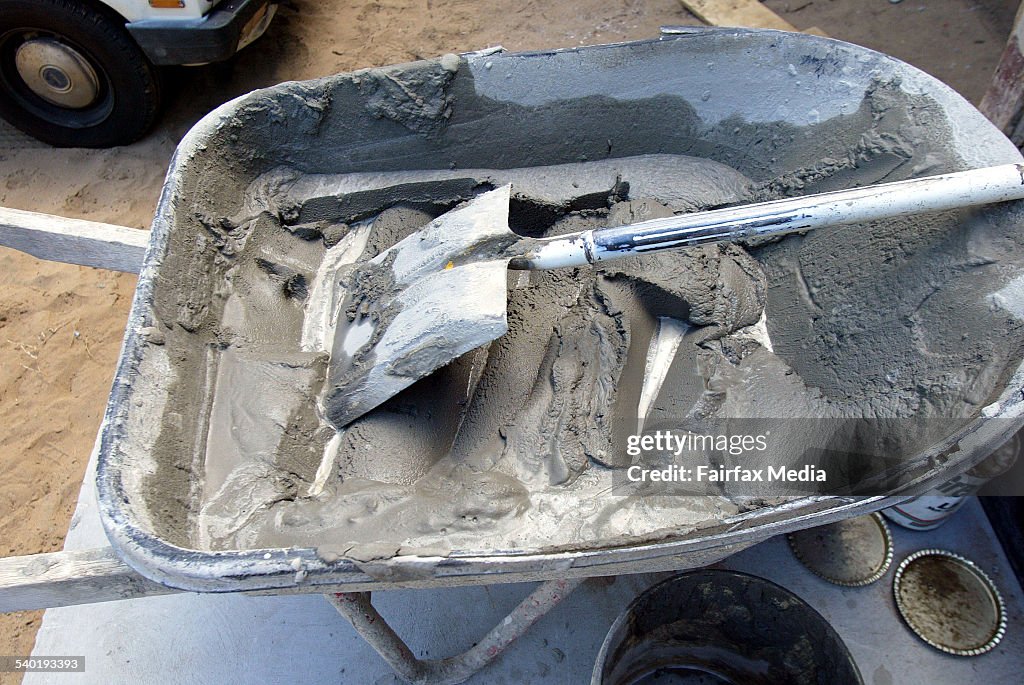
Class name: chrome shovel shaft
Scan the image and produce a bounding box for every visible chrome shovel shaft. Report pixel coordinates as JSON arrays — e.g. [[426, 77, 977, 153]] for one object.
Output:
[[512, 163, 1024, 269]]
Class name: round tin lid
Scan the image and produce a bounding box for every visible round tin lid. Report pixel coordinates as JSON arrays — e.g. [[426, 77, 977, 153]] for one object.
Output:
[[787, 512, 893, 587], [893, 549, 1007, 656]]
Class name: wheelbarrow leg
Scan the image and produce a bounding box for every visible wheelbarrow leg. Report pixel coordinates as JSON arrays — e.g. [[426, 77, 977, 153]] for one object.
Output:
[[326, 577, 584, 685]]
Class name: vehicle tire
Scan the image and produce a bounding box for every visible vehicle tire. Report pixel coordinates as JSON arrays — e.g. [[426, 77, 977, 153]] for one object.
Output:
[[0, 0, 161, 148]]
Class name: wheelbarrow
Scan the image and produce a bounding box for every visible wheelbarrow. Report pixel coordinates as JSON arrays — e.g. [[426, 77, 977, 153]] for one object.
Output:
[[2, 28, 1024, 684]]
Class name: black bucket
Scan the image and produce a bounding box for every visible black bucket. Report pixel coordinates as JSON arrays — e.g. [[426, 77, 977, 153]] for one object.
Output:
[[593, 570, 863, 684]]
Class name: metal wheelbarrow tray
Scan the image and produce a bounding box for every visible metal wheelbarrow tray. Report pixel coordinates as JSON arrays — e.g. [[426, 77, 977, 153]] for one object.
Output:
[[96, 29, 1024, 595]]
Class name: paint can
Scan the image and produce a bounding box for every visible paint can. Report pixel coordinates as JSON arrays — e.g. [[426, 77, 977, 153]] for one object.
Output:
[[882, 431, 1020, 530]]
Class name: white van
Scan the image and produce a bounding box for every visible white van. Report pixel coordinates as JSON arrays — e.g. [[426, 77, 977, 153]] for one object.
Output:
[[0, 0, 276, 147]]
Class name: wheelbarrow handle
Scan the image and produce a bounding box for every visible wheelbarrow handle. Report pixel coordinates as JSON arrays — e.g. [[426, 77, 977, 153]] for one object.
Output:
[[512, 163, 1024, 270], [0, 205, 148, 273], [0, 547, 172, 613]]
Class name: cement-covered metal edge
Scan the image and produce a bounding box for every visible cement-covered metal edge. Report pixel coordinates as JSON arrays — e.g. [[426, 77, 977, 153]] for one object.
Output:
[[94, 30, 1024, 593]]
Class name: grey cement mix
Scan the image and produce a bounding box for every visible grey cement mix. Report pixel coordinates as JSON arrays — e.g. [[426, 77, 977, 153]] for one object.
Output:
[[199, 153, 757, 556]]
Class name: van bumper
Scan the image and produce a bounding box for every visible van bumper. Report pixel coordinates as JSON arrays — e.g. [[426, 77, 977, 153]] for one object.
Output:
[[127, 0, 276, 66]]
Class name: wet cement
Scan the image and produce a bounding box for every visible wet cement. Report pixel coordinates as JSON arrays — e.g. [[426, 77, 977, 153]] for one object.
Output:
[[134, 51, 1024, 558], [196, 153, 758, 554], [181, 148, 1024, 557]]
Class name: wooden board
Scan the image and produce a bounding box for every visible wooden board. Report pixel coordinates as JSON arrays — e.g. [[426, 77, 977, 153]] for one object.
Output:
[[980, 2, 1024, 134], [0, 548, 172, 613], [680, 0, 829, 37], [681, 0, 797, 31], [0, 206, 149, 273]]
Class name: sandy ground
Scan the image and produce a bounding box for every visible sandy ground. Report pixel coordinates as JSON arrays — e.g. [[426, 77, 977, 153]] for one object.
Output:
[[0, 0, 1016, 677]]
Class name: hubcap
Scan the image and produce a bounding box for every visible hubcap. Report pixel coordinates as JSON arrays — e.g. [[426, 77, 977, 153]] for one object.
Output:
[[14, 38, 99, 109]]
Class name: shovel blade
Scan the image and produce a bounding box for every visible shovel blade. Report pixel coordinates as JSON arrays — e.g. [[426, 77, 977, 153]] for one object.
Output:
[[324, 259, 510, 427], [323, 185, 516, 428]]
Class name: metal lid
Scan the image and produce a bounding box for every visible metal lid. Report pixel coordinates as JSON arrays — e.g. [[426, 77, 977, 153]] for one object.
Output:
[[787, 512, 893, 587], [893, 549, 1007, 656]]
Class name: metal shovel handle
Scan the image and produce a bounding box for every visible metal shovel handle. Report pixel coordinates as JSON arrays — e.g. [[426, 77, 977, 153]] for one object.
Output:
[[514, 163, 1024, 270]]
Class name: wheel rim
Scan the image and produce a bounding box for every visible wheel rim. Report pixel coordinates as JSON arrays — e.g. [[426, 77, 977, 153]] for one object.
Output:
[[15, 37, 100, 109], [0, 28, 114, 129]]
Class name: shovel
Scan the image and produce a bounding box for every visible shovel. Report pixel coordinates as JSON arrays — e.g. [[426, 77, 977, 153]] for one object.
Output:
[[324, 163, 1024, 428]]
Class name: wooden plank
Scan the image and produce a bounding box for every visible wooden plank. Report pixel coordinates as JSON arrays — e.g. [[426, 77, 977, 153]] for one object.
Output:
[[0, 547, 173, 613], [979, 2, 1024, 133], [681, 0, 798, 31], [679, 0, 830, 37], [0, 206, 149, 273]]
